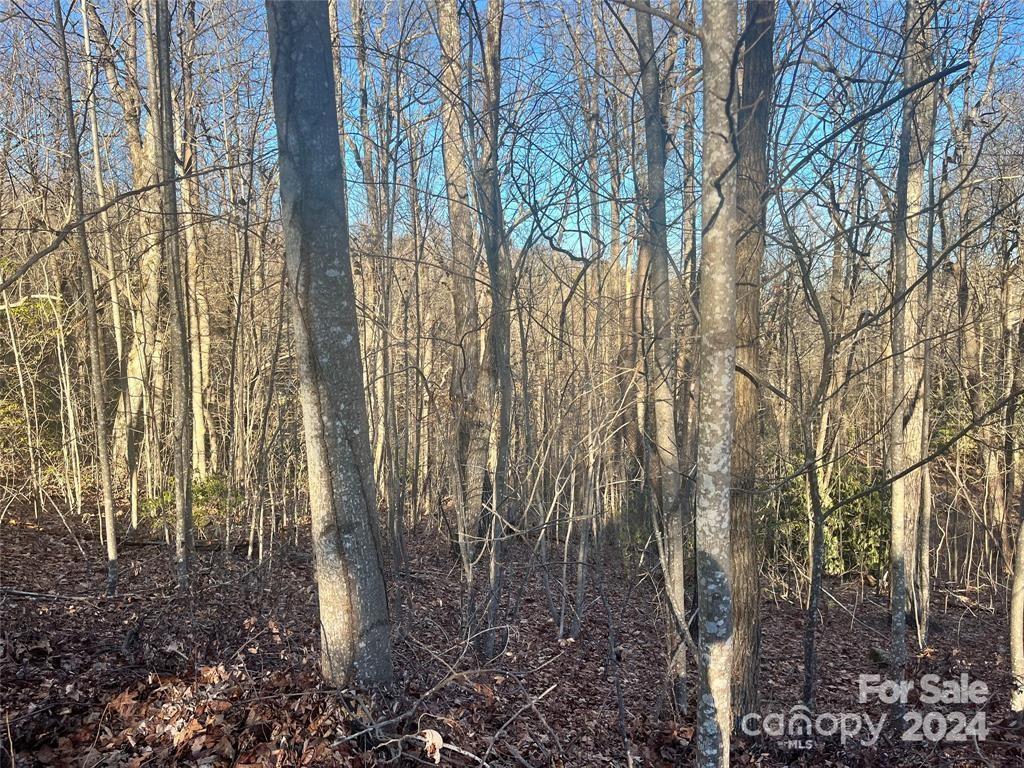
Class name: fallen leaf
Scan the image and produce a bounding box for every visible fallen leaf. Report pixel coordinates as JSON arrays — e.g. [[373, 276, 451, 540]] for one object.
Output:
[[421, 728, 444, 765]]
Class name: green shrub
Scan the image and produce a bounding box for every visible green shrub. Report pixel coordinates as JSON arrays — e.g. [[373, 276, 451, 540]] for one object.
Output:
[[141, 475, 241, 532], [768, 458, 888, 581]]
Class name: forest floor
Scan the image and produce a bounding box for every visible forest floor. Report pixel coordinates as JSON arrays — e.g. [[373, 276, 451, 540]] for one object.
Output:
[[2, 508, 1021, 768]]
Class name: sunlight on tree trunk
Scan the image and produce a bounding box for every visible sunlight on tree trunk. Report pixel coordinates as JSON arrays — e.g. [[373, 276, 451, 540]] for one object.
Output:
[[265, 0, 393, 686], [695, 0, 739, 763]]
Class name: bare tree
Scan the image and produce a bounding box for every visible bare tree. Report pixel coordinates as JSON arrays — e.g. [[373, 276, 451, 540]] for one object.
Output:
[[435, 0, 492, 647], [695, 0, 739, 763], [475, 0, 510, 660], [889, 0, 936, 692], [150, 0, 193, 588], [85, 0, 164, 526], [634, 0, 686, 706], [265, 0, 393, 686], [53, 0, 118, 595], [731, 0, 774, 722]]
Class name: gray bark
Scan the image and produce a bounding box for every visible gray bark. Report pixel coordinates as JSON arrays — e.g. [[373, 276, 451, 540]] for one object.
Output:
[[889, 0, 935, 690], [695, 0, 739, 764], [54, 0, 118, 595], [266, 0, 393, 686], [635, 0, 686, 704], [435, 0, 491, 639], [151, 0, 194, 588], [477, 0, 509, 659]]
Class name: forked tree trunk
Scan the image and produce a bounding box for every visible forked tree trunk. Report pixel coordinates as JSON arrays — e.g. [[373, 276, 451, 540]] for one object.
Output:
[[477, 0, 509, 659], [435, 0, 489, 635], [86, 0, 163, 527], [80, 0, 125, 400], [265, 0, 393, 686]]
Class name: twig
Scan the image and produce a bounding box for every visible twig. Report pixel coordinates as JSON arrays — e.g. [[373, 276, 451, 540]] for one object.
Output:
[[5, 701, 59, 725], [86, 701, 113, 766], [337, 667, 492, 746], [821, 585, 887, 640], [402, 733, 491, 766], [5, 711, 16, 763], [971, 727, 995, 768], [509, 674, 560, 758], [482, 682, 557, 763], [0, 588, 108, 603]]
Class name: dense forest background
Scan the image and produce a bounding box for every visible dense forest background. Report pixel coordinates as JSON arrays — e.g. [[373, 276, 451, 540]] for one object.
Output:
[[1, 0, 1022, 766]]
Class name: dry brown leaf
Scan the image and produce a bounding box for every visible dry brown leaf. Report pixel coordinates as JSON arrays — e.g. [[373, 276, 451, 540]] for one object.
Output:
[[173, 717, 205, 748], [109, 689, 139, 720], [420, 728, 444, 765]]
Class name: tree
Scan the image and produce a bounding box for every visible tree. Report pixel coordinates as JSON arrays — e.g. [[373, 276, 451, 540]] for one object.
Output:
[[435, 0, 493, 649], [53, 0, 118, 595], [151, 0, 193, 589], [265, 0, 393, 685], [474, 0, 510, 660], [85, 0, 166, 526], [731, 0, 774, 722], [634, 0, 686, 707], [179, 0, 213, 482], [695, 0, 739, 763], [889, 0, 935, 694], [1012, 494, 1024, 715]]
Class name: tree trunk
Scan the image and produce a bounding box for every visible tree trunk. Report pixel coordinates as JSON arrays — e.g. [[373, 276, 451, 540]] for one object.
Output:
[[889, 0, 935, 691], [86, 1, 163, 527], [732, 0, 774, 723], [80, 0, 126, 418], [477, 0, 509, 659], [435, 0, 491, 639], [265, 0, 393, 686], [635, 0, 686, 705], [151, 0, 193, 589], [1011, 499, 1024, 714], [180, 0, 211, 481], [695, 0, 739, 763], [54, 0, 118, 595]]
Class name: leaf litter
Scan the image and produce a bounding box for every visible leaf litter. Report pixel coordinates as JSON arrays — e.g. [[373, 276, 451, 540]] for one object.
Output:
[[2, 510, 1020, 767]]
